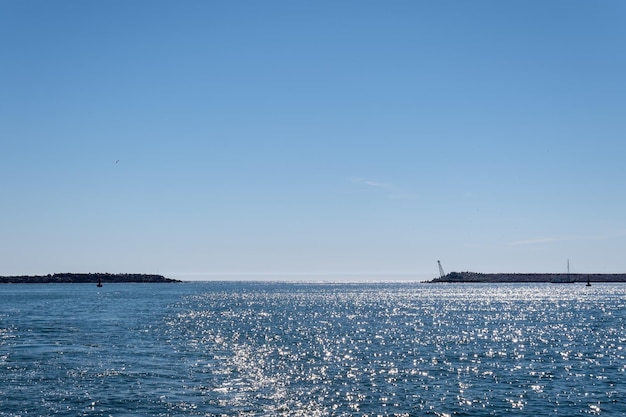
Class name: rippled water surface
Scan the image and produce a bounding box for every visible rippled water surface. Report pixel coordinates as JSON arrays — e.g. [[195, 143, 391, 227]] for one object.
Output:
[[1, 282, 625, 416]]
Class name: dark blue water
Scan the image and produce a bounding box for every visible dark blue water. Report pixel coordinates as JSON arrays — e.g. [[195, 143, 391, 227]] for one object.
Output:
[[1, 282, 624, 416]]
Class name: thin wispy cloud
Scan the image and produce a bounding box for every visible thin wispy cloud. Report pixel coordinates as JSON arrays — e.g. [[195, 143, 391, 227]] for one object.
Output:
[[349, 177, 394, 190], [509, 236, 573, 246], [388, 192, 416, 200], [348, 177, 415, 200], [510, 230, 626, 246]]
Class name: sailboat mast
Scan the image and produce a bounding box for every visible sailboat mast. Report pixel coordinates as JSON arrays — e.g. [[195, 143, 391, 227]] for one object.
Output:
[[567, 259, 572, 283]]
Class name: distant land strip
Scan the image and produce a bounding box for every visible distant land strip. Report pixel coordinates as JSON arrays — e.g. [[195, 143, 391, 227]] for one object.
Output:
[[0, 273, 181, 284], [428, 272, 626, 283]]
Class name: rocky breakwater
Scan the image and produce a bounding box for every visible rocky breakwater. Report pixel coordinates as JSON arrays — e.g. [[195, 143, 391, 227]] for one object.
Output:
[[428, 271, 626, 283], [0, 273, 181, 284]]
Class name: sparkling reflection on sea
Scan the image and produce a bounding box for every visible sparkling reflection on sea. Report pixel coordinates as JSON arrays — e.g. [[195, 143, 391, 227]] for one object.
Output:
[[1, 282, 625, 416]]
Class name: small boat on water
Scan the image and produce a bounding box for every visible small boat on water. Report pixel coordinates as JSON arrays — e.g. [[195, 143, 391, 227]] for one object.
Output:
[[97, 277, 103, 287], [586, 276, 591, 287]]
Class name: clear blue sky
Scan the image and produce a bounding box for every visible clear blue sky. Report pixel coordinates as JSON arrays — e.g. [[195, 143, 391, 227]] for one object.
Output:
[[1, 1, 625, 280]]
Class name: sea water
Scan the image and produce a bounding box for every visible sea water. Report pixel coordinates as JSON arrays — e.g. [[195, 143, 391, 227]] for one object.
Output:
[[1, 282, 624, 416]]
